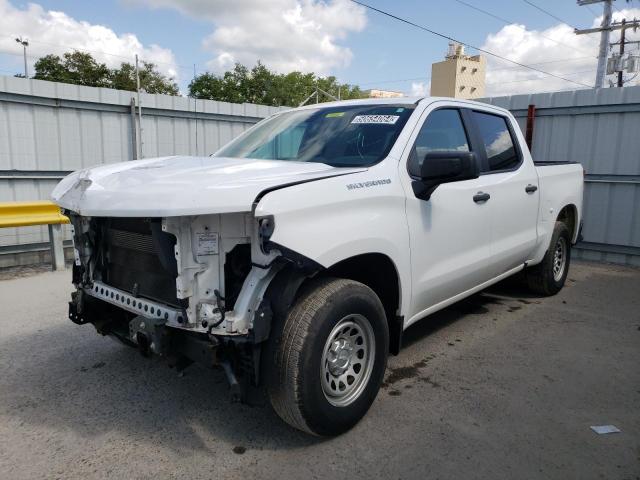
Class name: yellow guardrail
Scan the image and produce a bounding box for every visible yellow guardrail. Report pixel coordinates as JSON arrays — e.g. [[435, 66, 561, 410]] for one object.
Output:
[[0, 201, 69, 228], [0, 201, 69, 270]]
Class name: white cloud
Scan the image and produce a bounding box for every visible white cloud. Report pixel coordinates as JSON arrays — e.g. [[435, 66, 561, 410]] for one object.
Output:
[[0, 0, 178, 79], [486, 130, 512, 157], [130, 0, 367, 74], [481, 8, 640, 96], [411, 81, 429, 96]]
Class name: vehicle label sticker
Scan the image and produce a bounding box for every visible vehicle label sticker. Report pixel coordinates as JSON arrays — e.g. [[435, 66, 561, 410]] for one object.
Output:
[[196, 231, 219, 256], [326, 112, 345, 118], [351, 115, 400, 124]]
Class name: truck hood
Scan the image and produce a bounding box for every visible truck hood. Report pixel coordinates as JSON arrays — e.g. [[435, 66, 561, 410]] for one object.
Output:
[[52, 156, 365, 217]]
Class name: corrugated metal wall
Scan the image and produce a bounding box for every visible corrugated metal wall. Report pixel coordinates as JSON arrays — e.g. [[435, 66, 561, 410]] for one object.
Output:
[[2, 76, 639, 267], [0, 76, 285, 264], [481, 86, 640, 267]]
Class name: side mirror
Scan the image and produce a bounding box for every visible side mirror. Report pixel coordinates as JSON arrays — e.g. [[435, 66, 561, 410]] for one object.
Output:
[[410, 151, 479, 200]]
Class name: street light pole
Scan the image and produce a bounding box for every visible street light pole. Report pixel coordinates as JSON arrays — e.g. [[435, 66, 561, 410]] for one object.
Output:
[[15, 37, 29, 78]]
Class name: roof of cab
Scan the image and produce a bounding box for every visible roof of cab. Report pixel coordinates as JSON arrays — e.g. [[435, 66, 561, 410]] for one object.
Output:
[[298, 97, 500, 109], [294, 96, 422, 110], [293, 96, 506, 113]]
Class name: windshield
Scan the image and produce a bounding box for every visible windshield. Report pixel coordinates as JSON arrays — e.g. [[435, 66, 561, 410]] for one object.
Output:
[[215, 104, 415, 167]]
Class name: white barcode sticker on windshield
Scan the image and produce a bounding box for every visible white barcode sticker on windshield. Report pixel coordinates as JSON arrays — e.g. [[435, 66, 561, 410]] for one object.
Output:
[[351, 115, 400, 125]]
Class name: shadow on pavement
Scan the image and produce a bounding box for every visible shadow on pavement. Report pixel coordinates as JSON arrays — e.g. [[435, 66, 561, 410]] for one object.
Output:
[[0, 321, 322, 452], [0, 273, 544, 452], [402, 274, 540, 349]]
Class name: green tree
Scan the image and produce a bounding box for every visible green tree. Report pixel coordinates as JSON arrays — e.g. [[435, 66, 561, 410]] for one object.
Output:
[[34, 51, 110, 87], [32, 50, 178, 95], [33, 54, 73, 84], [110, 61, 179, 95], [189, 62, 367, 107]]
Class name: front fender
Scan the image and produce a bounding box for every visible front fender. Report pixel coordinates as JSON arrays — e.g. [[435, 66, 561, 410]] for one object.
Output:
[[254, 168, 411, 317]]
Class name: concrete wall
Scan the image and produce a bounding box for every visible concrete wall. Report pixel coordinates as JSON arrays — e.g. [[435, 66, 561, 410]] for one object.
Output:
[[0, 76, 285, 266], [481, 85, 640, 266]]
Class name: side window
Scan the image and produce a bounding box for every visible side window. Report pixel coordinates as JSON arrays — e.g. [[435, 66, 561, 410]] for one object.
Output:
[[412, 109, 470, 162], [471, 111, 520, 172]]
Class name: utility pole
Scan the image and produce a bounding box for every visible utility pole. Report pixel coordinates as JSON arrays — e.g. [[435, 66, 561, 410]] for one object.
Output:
[[193, 63, 198, 155], [608, 18, 640, 86], [135, 54, 143, 159], [14, 37, 29, 78], [618, 19, 626, 87], [575, 0, 613, 88]]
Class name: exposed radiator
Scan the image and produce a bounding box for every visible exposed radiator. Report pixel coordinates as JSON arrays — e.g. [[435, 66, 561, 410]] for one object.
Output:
[[98, 218, 181, 308]]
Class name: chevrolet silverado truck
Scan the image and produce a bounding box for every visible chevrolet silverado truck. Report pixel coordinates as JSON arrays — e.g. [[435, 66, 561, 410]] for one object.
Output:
[[52, 97, 583, 436]]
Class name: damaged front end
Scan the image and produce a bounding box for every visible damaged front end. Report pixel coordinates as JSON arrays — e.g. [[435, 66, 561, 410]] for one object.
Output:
[[66, 210, 288, 401]]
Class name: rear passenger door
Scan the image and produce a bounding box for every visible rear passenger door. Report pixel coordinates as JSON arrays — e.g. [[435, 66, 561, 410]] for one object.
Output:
[[468, 110, 539, 276]]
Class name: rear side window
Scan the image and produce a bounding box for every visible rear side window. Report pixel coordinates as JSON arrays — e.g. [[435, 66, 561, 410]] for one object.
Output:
[[412, 109, 469, 161], [472, 111, 520, 172]]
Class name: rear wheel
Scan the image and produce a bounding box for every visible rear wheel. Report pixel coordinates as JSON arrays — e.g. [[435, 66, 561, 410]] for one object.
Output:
[[267, 277, 389, 436], [526, 221, 571, 296]]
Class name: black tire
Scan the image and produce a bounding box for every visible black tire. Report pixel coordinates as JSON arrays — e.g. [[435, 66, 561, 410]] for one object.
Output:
[[266, 277, 389, 436], [526, 221, 571, 296]]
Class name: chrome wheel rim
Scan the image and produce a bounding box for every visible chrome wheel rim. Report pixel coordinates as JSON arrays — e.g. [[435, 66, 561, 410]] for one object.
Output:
[[321, 314, 375, 407], [553, 237, 567, 281]]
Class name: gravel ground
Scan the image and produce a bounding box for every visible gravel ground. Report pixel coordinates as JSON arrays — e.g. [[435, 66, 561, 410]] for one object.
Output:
[[0, 260, 638, 480]]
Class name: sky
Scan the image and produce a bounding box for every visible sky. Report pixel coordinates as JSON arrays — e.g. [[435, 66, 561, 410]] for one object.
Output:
[[1, 0, 639, 97]]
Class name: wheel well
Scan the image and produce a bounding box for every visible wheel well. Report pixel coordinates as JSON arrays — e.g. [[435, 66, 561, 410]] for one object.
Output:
[[321, 253, 402, 355], [557, 204, 578, 242], [265, 252, 404, 355]]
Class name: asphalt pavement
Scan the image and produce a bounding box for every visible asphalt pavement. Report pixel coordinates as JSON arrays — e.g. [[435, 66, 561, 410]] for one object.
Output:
[[0, 260, 638, 479]]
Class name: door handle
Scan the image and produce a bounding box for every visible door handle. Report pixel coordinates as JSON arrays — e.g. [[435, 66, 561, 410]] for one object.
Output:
[[525, 184, 538, 194], [473, 192, 490, 203]]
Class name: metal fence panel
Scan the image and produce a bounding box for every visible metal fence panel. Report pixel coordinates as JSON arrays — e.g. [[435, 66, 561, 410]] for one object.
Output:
[[3, 76, 639, 267], [481, 85, 640, 266], [0, 76, 284, 260]]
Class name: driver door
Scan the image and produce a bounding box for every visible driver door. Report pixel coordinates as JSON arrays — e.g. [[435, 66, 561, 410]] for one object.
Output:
[[402, 107, 495, 325]]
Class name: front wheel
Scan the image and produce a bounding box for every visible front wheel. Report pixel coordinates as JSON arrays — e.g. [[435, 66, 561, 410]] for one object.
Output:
[[267, 278, 389, 436], [526, 221, 571, 296]]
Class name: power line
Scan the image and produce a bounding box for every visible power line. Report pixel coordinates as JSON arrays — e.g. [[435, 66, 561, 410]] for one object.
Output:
[[357, 63, 596, 88], [452, 0, 513, 25], [0, 50, 47, 62], [585, 4, 600, 17], [358, 76, 429, 87], [486, 69, 596, 86], [350, 0, 593, 88], [353, 56, 596, 90], [491, 56, 596, 69], [451, 0, 594, 56], [521, 0, 578, 29]]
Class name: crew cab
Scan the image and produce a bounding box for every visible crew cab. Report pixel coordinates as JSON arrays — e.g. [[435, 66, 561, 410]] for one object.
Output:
[[52, 97, 583, 436]]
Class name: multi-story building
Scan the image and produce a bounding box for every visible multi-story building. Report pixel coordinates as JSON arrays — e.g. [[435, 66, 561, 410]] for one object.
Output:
[[430, 43, 486, 99], [365, 89, 404, 98]]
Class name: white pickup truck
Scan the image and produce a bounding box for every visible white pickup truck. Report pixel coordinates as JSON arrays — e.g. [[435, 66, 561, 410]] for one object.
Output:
[[53, 97, 583, 436]]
